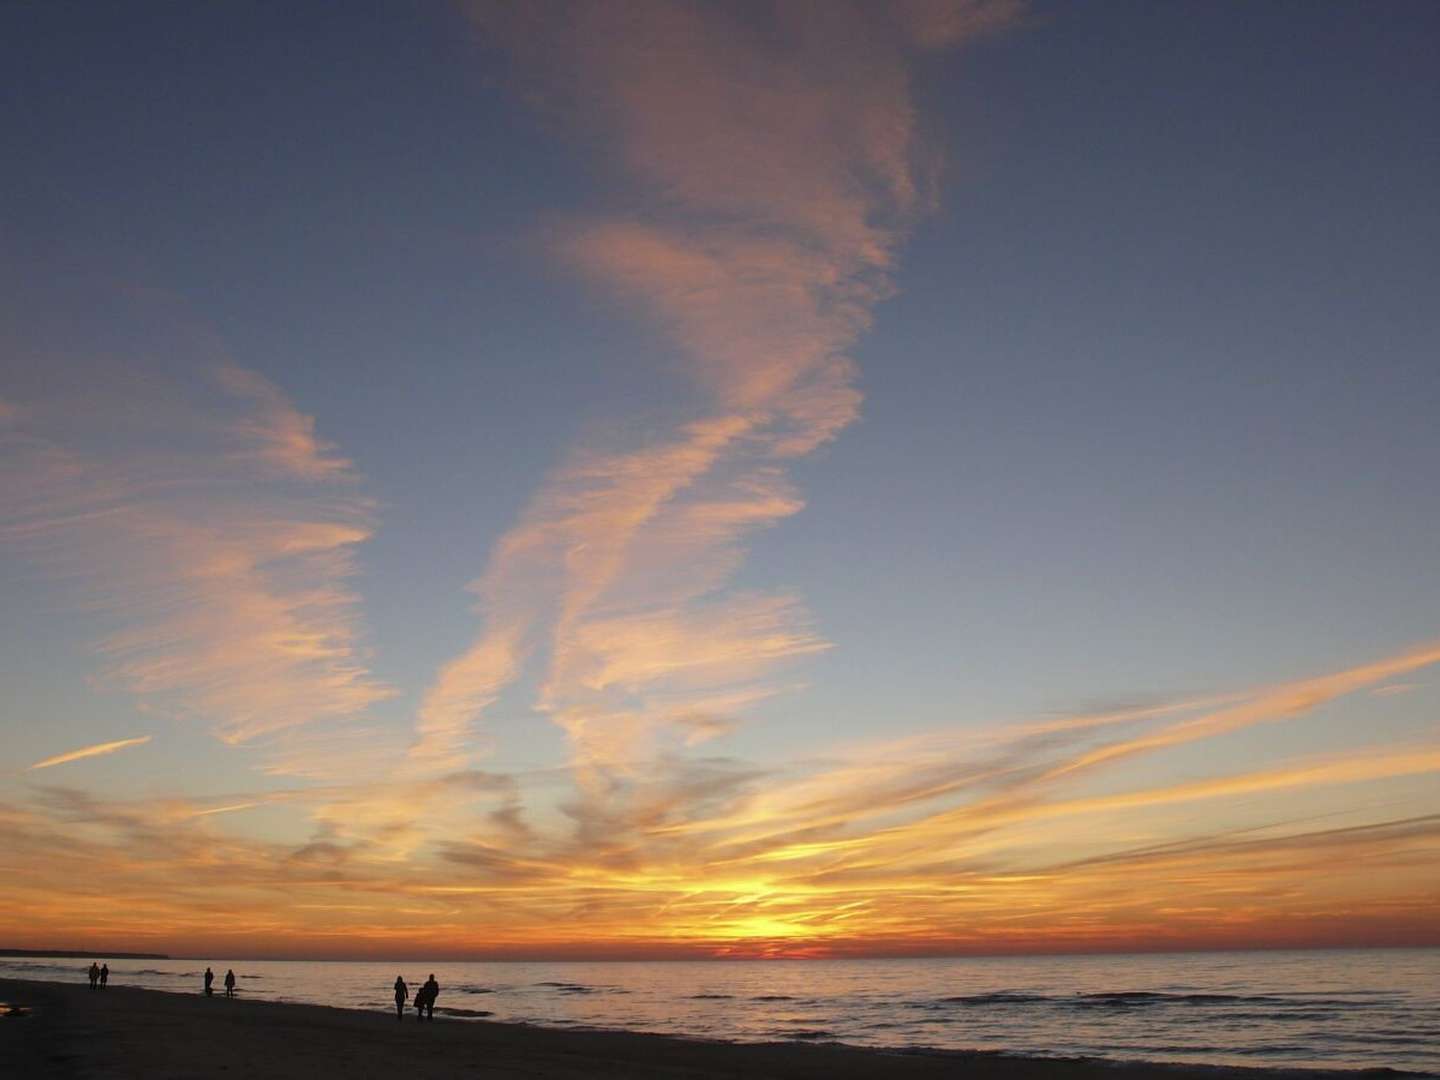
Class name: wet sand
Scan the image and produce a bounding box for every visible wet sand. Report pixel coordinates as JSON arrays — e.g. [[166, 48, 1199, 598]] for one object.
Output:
[[0, 977, 1420, 1079]]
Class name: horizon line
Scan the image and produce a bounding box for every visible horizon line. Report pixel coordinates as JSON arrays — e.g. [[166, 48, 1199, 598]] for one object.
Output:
[[8, 942, 1438, 964]]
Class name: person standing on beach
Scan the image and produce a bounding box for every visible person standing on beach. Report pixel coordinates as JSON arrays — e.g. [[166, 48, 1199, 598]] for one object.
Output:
[[204, 967, 214, 996], [99, 963, 108, 988], [393, 975, 408, 1020], [88, 962, 99, 989], [224, 969, 236, 998], [422, 974, 439, 1021]]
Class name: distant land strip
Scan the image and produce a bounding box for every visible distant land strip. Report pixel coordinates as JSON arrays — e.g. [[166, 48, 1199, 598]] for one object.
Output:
[[0, 948, 169, 959]]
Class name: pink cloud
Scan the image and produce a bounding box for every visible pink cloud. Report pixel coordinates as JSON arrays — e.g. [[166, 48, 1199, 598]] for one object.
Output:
[[215, 364, 356, 481], [0, 359, 392, 748], [425, 2, 1024, 814]]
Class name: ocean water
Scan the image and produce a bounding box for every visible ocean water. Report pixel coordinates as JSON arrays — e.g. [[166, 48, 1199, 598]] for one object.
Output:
[[4, 949, 1437, 1074]]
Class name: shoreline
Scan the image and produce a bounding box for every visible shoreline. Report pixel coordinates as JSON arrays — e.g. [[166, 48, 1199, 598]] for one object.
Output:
[[1, 977, 1428, 1079]]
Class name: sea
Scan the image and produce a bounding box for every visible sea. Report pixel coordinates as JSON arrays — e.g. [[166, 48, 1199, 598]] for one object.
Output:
[[4, 948, 1437, 1074]]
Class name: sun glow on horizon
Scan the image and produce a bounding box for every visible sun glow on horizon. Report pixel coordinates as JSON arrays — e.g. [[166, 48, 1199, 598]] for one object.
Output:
[[3, 642, 1439, 960], [3, 1, 1440, 962]]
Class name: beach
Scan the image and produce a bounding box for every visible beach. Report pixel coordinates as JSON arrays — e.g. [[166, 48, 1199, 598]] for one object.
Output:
[[1, 978, 1424, 1080]]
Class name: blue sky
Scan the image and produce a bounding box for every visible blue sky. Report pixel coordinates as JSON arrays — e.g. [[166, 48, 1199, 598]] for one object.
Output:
[[2, 1, 1438, 957]]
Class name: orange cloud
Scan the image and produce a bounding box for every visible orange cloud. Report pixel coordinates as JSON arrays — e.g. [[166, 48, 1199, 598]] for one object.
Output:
[[4, 643, 1440, 959], [1037, 641, 1440, 784], [9, 4, 1437, 963], [28, 736, 152, 771]]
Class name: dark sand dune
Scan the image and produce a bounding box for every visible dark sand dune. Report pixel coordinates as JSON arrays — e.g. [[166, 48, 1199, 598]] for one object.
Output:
[[0, 978, 1419, 1079]]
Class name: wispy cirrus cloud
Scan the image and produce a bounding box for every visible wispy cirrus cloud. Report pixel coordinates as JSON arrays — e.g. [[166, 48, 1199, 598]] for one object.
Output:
[[1373, 681, 1421, 697], [676, 644, 1440, 854], [5, 2, 1435, 965], [3, 643, 1439, 957], [0, 311, 393, 750], [214, 363, 356, 481], [28, 736, 152, 771], [421, 2, 1023, 809]]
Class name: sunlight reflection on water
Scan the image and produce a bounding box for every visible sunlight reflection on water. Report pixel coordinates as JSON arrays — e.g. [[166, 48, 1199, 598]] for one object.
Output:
[[5, 949, 1437, 1074]]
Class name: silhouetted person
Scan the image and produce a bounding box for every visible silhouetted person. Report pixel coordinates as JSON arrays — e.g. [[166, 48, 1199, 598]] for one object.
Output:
[[393, 975, 408, 1020], [224, 969, 236, 998], [414, 984, 426, 1019], [99, 963, 108, 988], [204, 967, 214, 996], [422, 974, 439, 1020], [88, 962, 99, 989]]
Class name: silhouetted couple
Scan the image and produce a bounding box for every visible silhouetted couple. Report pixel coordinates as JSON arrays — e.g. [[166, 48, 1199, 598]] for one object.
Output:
[[203, 967, 237, 998], [87, 962, 108, 989], [393, 974, 439, 1021], [415, 974, 439, 1020]]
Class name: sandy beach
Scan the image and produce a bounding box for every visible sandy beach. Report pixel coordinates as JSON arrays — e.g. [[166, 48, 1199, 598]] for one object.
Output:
[[1, 977, 1423, 1080]]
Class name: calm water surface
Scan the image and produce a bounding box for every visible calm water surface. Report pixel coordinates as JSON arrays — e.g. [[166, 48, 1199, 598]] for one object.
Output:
[[5, 949, 1437, 1074]]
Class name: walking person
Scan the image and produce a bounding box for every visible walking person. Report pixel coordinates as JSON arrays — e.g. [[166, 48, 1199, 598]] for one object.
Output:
[[99, 963, 108, 988], [224, 969, 236, 998], [393, 975, 408, 1020], [87, 962, 99, 989], [421, 973, 439, 1021], [203, 967, 214, 996]]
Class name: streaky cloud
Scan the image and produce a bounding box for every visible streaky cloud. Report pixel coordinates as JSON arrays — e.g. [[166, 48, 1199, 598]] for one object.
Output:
[[0, 295, 393, 749], [4, 643, 1440, 956], [214, 364, 356, 481], [28, 735, 152, 771], [424, 1, 1020, 810]]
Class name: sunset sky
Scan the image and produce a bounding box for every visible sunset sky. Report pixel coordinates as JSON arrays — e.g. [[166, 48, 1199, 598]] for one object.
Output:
[[2, 1, 1438, 960]]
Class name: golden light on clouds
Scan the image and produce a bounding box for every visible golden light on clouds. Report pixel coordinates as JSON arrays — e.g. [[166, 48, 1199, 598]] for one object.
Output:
[[2, 642, 1438, 958], [2, 1, 1438, 965], [28, 736, 153, 771]]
